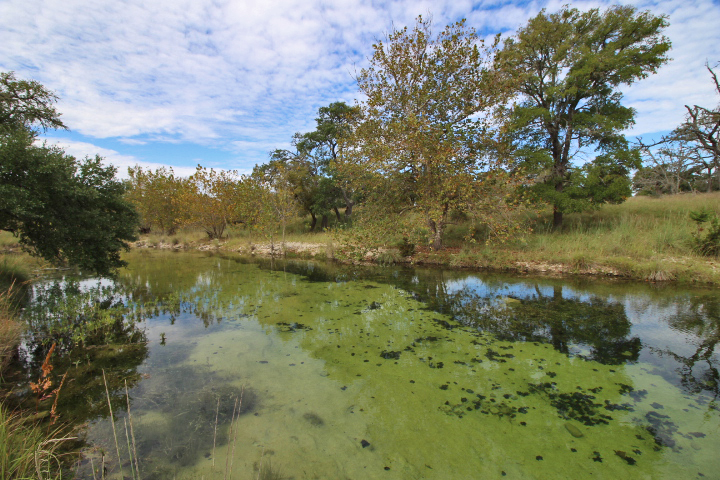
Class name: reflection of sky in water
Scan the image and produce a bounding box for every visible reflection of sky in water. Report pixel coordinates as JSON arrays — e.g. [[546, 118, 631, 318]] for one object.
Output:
[[444, 274, 720, 399]]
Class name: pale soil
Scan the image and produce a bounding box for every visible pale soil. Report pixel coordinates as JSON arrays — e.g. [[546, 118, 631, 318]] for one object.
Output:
[[130, 239, 627, 279]]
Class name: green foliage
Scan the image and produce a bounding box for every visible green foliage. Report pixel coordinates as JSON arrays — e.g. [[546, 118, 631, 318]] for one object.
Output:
[[0, 71, 66, 134], [126, 166, 187, 234], [348, 16, 509, 250], [397, 237, 416, 257], [0, 72, 139, 275], [496, 5, 671, 228], [266, 102, 360, 230], [690, 208, 713, 224], [690, 208, 720, 257]]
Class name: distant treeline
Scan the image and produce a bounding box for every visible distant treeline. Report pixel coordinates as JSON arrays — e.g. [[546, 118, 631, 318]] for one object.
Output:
[[121, 6, 715, 250]]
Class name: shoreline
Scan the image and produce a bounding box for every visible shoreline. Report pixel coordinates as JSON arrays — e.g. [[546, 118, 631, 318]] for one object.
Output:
[[129, 239, 707, 285]]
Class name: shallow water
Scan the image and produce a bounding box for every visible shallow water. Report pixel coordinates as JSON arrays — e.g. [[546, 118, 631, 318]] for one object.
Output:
[[22, 251, 720, 479]]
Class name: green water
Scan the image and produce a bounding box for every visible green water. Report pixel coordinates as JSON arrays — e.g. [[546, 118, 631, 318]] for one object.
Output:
[[20, 251, 720, 479]]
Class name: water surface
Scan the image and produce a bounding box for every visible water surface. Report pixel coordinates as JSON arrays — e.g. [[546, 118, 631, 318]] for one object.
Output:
[[24, 251, 720, 479]]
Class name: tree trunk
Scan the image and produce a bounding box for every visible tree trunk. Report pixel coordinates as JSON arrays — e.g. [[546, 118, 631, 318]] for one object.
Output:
[[428, 204, 449, 250], [309, 212, 317, 232], [321, 214, 329, 230], [553, 207, 563, 230], [333, 207, 341, 222], [708, 166, 714, 193], [431, 227, 443, 250], [342, 188, 354, 220]]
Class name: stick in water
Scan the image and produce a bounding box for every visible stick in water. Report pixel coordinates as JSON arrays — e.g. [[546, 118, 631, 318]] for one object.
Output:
[[228, 386, 244, 479], [212, 396, 220, 471]]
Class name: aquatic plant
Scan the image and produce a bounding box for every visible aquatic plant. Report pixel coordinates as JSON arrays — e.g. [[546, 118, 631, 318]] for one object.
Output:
[[257, 459, 285, 480]]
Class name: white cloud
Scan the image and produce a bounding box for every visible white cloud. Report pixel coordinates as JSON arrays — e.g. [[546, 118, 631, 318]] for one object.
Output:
[[41, 138, 198, 178], [2, 0, 719, 170]]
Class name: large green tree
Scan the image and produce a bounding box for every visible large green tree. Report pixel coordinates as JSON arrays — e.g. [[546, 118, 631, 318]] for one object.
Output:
[[0, 72, 138, 275], [350, 16, 502, 249], [268, 102, 360, 231], [496, 6, 671, 229]]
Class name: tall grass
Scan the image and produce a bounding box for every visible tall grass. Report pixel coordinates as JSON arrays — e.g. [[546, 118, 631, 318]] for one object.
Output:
[[523, 193, 719, 259], [0, 405, 73, 479], [0, 285, 23, 374]]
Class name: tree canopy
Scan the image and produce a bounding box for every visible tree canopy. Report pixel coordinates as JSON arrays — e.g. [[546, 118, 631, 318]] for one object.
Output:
[[0, 72, 138, 275], [496, 5, 671, 228], [347, 16, 505, 249]]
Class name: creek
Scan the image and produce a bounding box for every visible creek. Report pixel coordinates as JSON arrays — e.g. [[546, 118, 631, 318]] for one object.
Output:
[[14, 250, 720, 479]]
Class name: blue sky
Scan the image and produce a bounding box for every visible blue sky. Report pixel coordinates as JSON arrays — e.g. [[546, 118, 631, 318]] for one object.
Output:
[[2, 0, 719, 178]]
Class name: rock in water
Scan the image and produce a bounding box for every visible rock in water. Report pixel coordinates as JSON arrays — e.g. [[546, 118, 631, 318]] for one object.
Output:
[[565, 423, 584, 438]]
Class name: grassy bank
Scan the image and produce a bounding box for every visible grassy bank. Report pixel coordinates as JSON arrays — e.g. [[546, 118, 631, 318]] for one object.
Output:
[[4, 193, 718, 285], [431, 192, 720, 284], [133, 193, 718, 284]]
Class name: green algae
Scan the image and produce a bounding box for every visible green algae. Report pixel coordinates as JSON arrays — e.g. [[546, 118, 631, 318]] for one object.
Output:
[[24, 251, 720, 479]]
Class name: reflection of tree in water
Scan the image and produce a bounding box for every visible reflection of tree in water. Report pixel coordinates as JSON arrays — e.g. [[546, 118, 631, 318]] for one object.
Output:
[[10, 278, 155, 425], [244, 259, 642, 365], [423, 280, 641, 365], [400, 275, 642, 364], [649, 294, 720, 399]]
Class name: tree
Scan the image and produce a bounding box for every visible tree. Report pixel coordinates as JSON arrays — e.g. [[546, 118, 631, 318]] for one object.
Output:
[[300, 102, 361, 220], [269, 102, 361, 231], [0, 72, 138, 275], [0, 72, 66, 134], [126, 166, 187, 234], [180, 166, 248, 239], [671, 64, 720, 192], [634, 139, 697, 195], [350, 16, 502, 249], [251, 162, 299, 253], [496, 6, 670, 229]]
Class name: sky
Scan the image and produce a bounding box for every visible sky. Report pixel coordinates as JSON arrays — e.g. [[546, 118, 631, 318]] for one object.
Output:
[[1, 0, 719, 178]]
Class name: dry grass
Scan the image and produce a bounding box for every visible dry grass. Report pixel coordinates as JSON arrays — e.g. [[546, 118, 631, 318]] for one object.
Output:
[[0, 285, 23, 374]]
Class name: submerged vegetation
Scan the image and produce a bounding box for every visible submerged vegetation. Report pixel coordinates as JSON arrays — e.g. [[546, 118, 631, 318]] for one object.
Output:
[[0, 2, 718, 478]]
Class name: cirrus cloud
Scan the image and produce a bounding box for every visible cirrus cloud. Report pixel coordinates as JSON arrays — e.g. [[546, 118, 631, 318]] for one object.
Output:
[[2, 0, 719, 171]]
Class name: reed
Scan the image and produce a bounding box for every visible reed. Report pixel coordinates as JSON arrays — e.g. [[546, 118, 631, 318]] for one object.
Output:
[[125, 380, 141, 479], [0, 403, 72, 480], [102, 369, 125, 479], [212, 396, 220, 473], [228, 386, 244, 479], [224, 396, 239, 480], [0, 283, 23, 374]]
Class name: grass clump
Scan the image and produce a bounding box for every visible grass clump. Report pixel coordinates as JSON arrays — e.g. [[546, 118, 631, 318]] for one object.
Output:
[[0, 285, 23, 374], [0, 404, 48, 479]]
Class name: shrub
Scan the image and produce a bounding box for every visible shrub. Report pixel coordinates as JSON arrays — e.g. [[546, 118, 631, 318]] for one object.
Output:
[[397, 237, 416, 257], [690, 208, 720, 257]]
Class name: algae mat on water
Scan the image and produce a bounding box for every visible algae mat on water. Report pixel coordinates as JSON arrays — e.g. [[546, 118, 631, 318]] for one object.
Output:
[[70, 252, 719, 479]]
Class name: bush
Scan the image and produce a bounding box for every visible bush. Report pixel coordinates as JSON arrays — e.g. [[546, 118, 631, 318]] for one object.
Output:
[[397, 237, 416, 257], [690, 208, 720, 257]]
